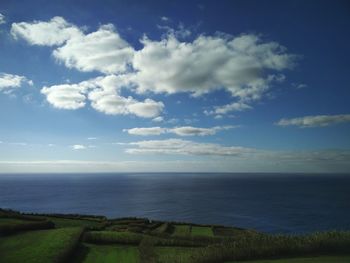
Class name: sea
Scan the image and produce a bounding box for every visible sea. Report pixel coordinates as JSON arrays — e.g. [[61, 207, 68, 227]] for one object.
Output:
[[0, 173, 349, 234]]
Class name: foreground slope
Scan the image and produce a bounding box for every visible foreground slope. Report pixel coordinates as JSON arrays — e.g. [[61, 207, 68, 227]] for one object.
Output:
[[0, 208, 350, 263]]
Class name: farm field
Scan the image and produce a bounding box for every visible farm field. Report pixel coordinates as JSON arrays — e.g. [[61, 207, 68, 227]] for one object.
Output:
[[191, 226, 214, 237], [1, 208, 350, 263], [0, 227, 83, 263], [73, 244, 140, 263]]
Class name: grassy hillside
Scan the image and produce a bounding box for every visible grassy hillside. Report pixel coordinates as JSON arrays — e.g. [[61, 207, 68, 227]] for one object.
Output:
[[0, 227, 83, 263], [0, 208, 349, 263]]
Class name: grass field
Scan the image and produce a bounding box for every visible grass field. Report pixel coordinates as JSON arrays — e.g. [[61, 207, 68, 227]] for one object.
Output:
[[0, 218, 30, 225], [191, 226, 214, 237], [75, 244, 139, 263], [84, 230, 143, 245], [1, 209, 350, 263], [156, 246, 198, 263], [172, 225, 191, 237], [151, 223, 169, 234], [231, 255, 350, 263], [0, 227, 83, 263]]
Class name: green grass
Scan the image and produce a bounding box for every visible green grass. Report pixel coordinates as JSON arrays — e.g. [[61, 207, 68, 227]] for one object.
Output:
[[156, 246, 199, 263], [76, 244, 139, 263], [191, 226, 214, 237], [84, 230, 143, 245], [0, 227, 83, 263], [151, 223, 169, 234], [172, 225, 191, 237], [230, 255, 350, 262], [0, 218, 30, 226], [46, 216, 103, 228]]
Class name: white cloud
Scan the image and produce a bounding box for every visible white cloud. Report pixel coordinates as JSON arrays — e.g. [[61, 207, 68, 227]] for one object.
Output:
[[124, 127, 167, 136], [276, 114, 350, 128], [53, 24, 134, 74], [88, 90, 164, 118], [9, 142, 28, 146], [160, 16, 170, 22], [71, 144, 86, 150], [0, 73, 33, 91], [0, 13, 6, 25], [295, 83, 307, 89], [41, 75, 164, 118], [41, 83, 89, 110], [152, 116, 164, 122], [131, 34, 295, 100], [14, 17, 297, 117], [12, 17, 134, 74], [126, 138, 255, 156], [205, 101, 252, 116], [170, 125, 234, 136], [11, 16, 81, 46], [87, 137, 98, 140], [123, 125, 236, 136]]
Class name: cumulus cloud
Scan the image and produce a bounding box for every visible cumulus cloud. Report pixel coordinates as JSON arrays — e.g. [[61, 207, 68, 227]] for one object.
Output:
[[126, 138, 255, 156], [41, 83, 89, 110], [41, 75, 164, 118], [11, 16, 81, 46], [276, 114, 350, 128], [124, 125, 236, 136], [131, 34, 295, 99], [13, 16, 297, 117], [53, 24, 134, 74], [0, 13, 5, 25], [71, 144, 86, 150], [0, 73, 33, 91], [12, 17, 134, 74]]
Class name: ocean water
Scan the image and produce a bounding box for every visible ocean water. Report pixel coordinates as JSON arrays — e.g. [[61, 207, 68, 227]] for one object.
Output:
[[0, 173, 349, 234]]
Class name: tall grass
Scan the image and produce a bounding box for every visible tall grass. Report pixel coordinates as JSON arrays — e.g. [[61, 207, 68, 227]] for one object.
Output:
[[185, 231, 350, 263]]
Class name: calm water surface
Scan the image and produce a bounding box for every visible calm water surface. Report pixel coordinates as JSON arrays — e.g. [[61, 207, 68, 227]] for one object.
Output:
[[0, 173, 349, 234]]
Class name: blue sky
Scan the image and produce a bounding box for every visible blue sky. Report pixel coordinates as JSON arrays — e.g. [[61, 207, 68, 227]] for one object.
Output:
[[0, 0, 350, 173]]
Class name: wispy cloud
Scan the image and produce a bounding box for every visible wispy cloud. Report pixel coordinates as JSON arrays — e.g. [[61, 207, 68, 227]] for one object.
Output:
[[276, 114, 350, 128], [0, 73, 33, 91], [0, 13, 5, 25], [204, 101, 252, 117], [123, 125, 237, 136], [160, 16, 170, 22], [125, 138, 255, 156], [71, 144, 87, 150]]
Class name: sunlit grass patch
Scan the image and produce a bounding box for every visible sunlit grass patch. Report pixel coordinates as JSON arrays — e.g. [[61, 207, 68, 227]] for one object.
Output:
[[191, 226, 214, 237], [0, 227, 83, 263], [156, 246, 199, 263], [172, 225, 191, 237], [77, 244, 139, 263]]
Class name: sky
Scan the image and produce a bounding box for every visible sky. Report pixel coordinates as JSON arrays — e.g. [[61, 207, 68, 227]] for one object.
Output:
[[0, 0, 350, 173]]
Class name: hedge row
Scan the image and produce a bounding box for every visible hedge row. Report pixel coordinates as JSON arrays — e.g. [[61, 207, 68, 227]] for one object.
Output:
[[0, 220, 55, 236]]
